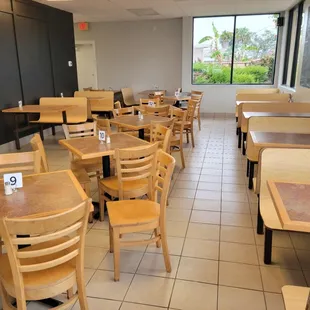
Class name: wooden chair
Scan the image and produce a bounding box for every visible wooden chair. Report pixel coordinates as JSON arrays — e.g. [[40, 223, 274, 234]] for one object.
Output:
[[114, 101, 121, 110], [93, 118, 112, 135], [107, 149, 175, 281], [150, 123, 173, 153], [170, 108, 187, 169], [112, 107, 134, 119], [140, 98, 160, 107], [144, 105, 170, 117], [62, 122, 103, 182], [0, 151, 41, 176], [30, 133, 93, 222], [191, 92, 203, 130], [181, 100, 197, 148], [0, 199, 91, 310], [121, 88, 139, 107], [99, 143, 158, 221]]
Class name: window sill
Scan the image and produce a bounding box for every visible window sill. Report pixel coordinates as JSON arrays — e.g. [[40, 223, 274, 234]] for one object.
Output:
[[279, 85, 296, 93]]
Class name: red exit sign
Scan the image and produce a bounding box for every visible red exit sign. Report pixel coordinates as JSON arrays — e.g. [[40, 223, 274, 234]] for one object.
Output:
[[78, 22, 89, 31]]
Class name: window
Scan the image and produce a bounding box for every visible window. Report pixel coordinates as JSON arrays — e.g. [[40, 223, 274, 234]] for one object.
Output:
[[192, 14, 280, 85], [282, 1, 304, 88]]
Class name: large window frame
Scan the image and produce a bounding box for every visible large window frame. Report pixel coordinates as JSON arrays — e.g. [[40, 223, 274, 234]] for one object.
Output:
[[282, 1, 304, 88], [192, 13, 280, 86]]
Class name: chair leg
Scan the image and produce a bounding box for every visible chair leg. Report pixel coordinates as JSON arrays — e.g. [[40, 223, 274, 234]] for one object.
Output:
[[0, 282, 14, 310], [112, 227, 121, 281], [248, 161, 255, 190], [160, 224, 171, 273], [198, 114, 201, 131], [109, 224, 114, 253], [257, 197, 264, 235], [99, 188, 105, 222], [186, 130, 189, 144], [180, 148, 186, 169], [76, 264, 89, 310], [67, 288, 74, 299], [154, 228, 161, 248], [190, 129, 195, 148]]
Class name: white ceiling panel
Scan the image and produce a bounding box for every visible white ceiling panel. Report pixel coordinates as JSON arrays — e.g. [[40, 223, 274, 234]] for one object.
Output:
[[35, 0, 299, 22]]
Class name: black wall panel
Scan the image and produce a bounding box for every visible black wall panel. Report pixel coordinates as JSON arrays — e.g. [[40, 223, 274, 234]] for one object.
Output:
[[15, 16, 54, 104], [0, 0, 78, 145], [0, 11, 23, 145]]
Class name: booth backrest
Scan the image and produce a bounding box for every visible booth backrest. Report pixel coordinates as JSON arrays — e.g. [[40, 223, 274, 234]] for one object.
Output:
[[74, 91, 114, 112], [236, 88, 280, 95], [39, 97, 87, 123], [236, 93, 290, 102]]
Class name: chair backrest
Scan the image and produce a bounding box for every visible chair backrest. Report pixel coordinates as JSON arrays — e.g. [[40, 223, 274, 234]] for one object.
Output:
[[39, 98, 87, 123], [95, 118, 112, 135], [114, 101, 121, 110], [0, 151, 41, 176], [140, 98, 160, 107], [113, 107, 134, 118], [150, 124, 172, 153], [236, 93, 290, 102], [170, 108, 187, 144], [144, 105, 170, 117], [74, 90, 111, 99], [88, 97, 114, 112], [186, 100, 197, 123], [121, 88, 136, 106], [115, 143, 158, 200], [191, 90, 204, 96], [154, 150, 176, 215], [0, 199, 91, 304], [30, 134, 49, 173], [62, 122, 97, 140], [236, 88, 280, 95]]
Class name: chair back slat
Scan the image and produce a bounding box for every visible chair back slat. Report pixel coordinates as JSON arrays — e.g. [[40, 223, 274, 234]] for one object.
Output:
[[150, 123, 173, 153], [115, 143, 158, 199], [144, 105, 170, 117], [113, 107, 134, 118], [62, 122, 96, 140], [170, 108, 187, 145], [30, 134, 49, 173], [0, 151, 41, 176], [95, 118, 112, 135], [186, 100, 197, 123]]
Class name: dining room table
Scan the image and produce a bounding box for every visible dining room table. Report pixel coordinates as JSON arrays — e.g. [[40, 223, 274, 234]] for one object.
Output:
[[0, 169, 91, 307], [110, 115, 171, 139]]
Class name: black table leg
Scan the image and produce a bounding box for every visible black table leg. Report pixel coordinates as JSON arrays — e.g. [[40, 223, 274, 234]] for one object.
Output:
[[248, 161, 255, 189], [139, 129, 145, 140], [264, 228, 273, 264], [102, 155, 111, 178], [52, 125, 56, 136], [242, 133, 247, 156], [237, 128, 242, 148], [14, 114, 21, 150], [257, 196, 264, 235], [62, 111, 68, 124], [246, 159, 250, 177]]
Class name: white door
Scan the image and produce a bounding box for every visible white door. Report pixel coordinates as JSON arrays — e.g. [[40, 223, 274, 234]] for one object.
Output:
[[75, 43, 98, 90]]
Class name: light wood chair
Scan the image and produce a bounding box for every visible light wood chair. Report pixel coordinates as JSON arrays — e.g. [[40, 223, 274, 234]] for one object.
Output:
[[0, 199, 91, 310], [94, 118, 112, 135], [144, 105, 170, 117], [62, 122, 103, 179], [170, 108, 187, 169], [107, 149, 175, 281], [121, 88, 139, 107], [191, 92, 203, 131], [140, 98, 160, 107], [30, 133, 93, 222], [150, 123, 173, 153], [99, 143, 159, 221], [181, 100, 197, 148], [112, 107, 134, 119], [0, 151, 41, 176]]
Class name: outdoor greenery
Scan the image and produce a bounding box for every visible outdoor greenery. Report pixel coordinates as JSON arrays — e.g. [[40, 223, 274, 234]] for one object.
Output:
[[193, 16, 278, 85]]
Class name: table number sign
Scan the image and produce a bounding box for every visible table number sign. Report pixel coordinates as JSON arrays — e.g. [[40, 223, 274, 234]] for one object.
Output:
[[98, 130, 106, 143], [148, 100, 155, 107], [4, 173, 23, 189]]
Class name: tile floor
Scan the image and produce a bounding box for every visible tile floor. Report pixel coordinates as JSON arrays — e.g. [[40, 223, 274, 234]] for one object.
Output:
[[11, 114, 310, 310]]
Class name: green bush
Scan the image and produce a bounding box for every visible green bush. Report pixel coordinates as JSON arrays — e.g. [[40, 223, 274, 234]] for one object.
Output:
[[193, 62, 270, 84]]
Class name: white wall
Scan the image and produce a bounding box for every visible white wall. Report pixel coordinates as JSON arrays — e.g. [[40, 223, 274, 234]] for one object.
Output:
[[182, 17, 283, 113], [74, 19, 182, 96], [279, 0, 310, 101]]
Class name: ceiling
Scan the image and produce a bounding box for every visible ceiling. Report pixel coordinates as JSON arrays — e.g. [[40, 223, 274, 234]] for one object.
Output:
[[35, 0, 299, 22]]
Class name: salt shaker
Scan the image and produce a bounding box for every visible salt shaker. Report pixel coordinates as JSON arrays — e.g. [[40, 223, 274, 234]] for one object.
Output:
[[106, 135, 111, 144], [4, 182, 13, 196]]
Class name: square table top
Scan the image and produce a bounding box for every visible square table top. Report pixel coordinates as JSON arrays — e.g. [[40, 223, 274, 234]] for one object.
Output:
[[243, 112, 310, 119], [250, 132, 310, 147], [138, 89, 166, 96], [163, 95, 191, 101], [0, 170, 89, 219], [110, 115, 171, 130], [59, 132, 150, 160], [236, 100, 285, 106], [2, 105, 74, 114], [268, 180, 310, 232]]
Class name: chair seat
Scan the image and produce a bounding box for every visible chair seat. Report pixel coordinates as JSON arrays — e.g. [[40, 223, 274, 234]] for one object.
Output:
[[100, 176, 148, 192], [72, 158, 102, 171], [0, 239, 76, 300], [107, 200, 160, 227], [170, 136, 181, 146]]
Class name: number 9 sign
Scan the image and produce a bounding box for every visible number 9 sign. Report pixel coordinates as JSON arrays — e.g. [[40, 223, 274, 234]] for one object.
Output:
[[4, 173, 23, 188]]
